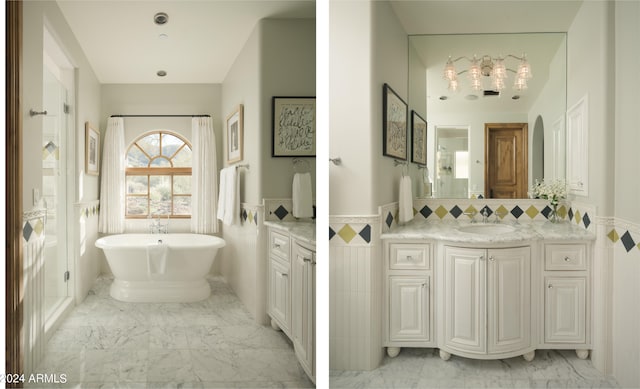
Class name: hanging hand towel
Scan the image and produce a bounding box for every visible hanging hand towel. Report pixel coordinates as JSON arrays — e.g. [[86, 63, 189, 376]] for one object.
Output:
[[147, 241, 168, 278], [216, 167, 239, 225], [292, 172, 313, 218], [398, 175, 414, 224]]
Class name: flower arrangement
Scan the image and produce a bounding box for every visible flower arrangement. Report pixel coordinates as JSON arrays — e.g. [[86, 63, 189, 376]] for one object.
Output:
[[530, 179, 567, 222]]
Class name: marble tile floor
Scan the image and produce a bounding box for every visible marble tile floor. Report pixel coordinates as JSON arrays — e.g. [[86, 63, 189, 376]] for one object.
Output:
[[330, 348, 619, 389], [32, 276, 314, 389]]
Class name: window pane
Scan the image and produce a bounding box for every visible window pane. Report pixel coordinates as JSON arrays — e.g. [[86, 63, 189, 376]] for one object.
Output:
[[162, 133, 184, 157], [127, 145, 149, 167], [150, 175, 171, 215], [172, 146, 192, 167], [173, 176, 191, 195], [173, 196, 191, 215], [126, 176, 148, 194], [137, 133, 160, 157], [150, 156, 172, 167], [126, 197, 148, 215]]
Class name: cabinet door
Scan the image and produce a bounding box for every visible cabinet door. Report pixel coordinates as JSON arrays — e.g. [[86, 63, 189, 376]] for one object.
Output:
[[269, 258, 290, 333], [292, 244, 314, 378], [443, 247, 485, 354], [389, 276, 430, 342], [487, 247, 531, 354], [545, 277, 586, 343]]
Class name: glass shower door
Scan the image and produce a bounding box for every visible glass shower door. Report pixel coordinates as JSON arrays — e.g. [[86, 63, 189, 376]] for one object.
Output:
[[42, 68, 70, 319]]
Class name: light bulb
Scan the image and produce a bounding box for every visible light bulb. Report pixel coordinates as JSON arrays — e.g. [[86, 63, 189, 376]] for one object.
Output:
[[443, 57, 457, 81]]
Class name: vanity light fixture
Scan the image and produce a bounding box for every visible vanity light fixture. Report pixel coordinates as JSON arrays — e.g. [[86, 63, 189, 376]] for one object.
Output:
[[443, 54, 532, 93]]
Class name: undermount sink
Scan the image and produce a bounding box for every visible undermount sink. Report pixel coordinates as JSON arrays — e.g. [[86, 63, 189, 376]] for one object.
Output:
[[457, 224, 516, 235]]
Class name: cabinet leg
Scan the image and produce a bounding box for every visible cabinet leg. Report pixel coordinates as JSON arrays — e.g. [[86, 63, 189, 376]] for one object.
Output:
[[523, 351, 536, 362], [386, 347, 401, 358], [439, 350, 451, 361], [270, 319, 281, 331], [576, 349, 589, 359]]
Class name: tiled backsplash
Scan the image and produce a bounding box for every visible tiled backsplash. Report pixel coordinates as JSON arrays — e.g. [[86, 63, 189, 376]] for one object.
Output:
[[607, 218, 640, 253], [263, 198, 315, 222]]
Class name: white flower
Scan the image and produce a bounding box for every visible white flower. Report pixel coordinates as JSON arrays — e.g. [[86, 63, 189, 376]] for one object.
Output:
[[530, 179, 567, 206]]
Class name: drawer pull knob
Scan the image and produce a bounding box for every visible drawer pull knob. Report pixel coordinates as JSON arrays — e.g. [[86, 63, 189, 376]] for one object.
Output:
[[548, 284, 553, 289], [406, 255, 413, 261], [489, 256, 495, 261], [274, 243, 281, 248], [564, 257, 571, 262]]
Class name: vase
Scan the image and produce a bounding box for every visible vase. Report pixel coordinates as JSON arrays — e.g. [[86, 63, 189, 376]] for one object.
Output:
[[549, 203, 559, 223]]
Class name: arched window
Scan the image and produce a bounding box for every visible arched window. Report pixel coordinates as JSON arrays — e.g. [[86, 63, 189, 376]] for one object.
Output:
[[125, 131, 192, 218]]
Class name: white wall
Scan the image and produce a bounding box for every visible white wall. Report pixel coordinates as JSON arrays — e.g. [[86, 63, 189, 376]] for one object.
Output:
[[611, 1, 640, 388], [23, 1, 102, 303], [329, 1, 375, 215], [220, 18, 315, 324]]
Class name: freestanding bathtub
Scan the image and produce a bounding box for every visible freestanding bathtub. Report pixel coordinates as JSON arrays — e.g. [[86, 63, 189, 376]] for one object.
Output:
[[95, 233, 225, 303]]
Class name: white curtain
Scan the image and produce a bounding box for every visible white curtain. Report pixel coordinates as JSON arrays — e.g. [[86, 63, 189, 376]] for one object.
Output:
[[191, 117, 219, 234], [98, 117, 125, 233]]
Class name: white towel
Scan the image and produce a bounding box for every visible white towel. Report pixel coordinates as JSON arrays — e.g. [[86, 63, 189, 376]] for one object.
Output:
[[147, 242, 168, 278], [292, 172, 313, 218], [398, 175, 414, 224], [217, 167, 238, 226]]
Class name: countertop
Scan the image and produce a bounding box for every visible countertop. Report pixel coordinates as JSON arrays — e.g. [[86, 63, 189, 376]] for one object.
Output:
[[264, 220, 316, 246], [381, 219, 595, 243]]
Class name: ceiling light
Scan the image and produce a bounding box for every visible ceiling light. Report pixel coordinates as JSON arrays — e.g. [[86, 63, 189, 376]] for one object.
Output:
[[443, 53, 532, 93], [154, 12, 168, 25], [157, 70, 167, 77]]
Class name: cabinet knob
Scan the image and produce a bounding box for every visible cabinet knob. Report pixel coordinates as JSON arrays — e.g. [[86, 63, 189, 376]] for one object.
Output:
[[274, 243, 281, 248], [406, 255, 413, 261], [548, 284, 553, 289], [564, 257, 571, 262], [480, 255, 485, 260], [303, 257, 312, 263], [489, 256, 495, 261]]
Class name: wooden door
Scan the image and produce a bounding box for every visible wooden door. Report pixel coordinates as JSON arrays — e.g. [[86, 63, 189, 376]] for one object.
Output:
[[485, 123, 528, 198]]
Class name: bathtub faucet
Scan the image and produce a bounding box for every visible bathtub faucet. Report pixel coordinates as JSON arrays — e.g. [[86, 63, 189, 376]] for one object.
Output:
[[149, 215, 168, 234]]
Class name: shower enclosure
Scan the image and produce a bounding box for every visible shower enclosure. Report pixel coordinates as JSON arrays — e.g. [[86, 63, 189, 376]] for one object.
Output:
[[42, 53, 73, 325]]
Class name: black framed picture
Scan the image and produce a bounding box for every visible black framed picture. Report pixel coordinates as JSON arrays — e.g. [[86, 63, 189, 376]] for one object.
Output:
[[411, 110, 427, 165], [382, 83, 407, 160], [272, 96, 316, 157]]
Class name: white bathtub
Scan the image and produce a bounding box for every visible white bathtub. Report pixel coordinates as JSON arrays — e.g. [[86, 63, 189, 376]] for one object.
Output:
[[95, 233, 225, 303]]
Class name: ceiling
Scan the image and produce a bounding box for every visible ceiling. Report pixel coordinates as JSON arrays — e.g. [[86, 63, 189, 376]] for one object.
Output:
[[56, 0, 315, 84], [389, 1, 582, 35]]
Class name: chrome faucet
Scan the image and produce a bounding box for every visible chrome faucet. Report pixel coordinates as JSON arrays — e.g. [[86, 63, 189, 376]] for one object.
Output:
[[149, 215, 168, 234], [493, 210, 507, 223], [463, 210, 478, 223], [481, 208, 490, 223]]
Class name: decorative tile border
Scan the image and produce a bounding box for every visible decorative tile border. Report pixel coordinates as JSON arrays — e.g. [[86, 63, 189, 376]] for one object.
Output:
[[75, 200, 100, 222], [264, 198, 315, 222], [240, 203, 262, 226], [22, 209, 47, 243], [607, 218, 640, 253], [329, 215, 379, 247], [380, 202, 399, 234]]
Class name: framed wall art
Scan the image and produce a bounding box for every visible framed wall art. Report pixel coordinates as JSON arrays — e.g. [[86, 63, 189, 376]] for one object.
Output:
[[411, 110, 427, 165], [85, 122, 100, 175], [272, 96, 316, 157], [226, 104, 244, 164], [382, 83, 408, 160]]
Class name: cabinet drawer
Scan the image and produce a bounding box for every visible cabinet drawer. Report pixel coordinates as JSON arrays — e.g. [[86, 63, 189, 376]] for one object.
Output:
[[545, 244, 586, 271], [390, 244, 431, 270], [270, 230, 290, 260]]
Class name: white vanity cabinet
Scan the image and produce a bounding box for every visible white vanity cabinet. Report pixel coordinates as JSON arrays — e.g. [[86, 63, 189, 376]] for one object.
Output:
[[292, 240, 315, 381], [268, 230, 291, 336], [266, 224, 316, 383], [383, 241, 435, 357], [541, 243, 590, 358], [441, 246, 532, 360]]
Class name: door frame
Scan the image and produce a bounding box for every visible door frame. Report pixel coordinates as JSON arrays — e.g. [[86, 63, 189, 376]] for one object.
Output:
[[484, 123, 529, 198], [7, 0, 25, 378]]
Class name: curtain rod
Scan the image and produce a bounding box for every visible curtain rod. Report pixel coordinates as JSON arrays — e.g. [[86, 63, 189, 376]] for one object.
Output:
[[110, 114, 210, 118]]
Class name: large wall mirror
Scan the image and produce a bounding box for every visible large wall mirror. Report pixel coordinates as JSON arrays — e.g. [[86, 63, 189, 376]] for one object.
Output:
[[409, 33, 567, 199]]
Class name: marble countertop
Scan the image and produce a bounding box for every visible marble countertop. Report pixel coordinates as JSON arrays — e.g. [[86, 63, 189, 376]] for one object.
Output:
[[264, 220, 316, 246], [381, 219, 595, 243]]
